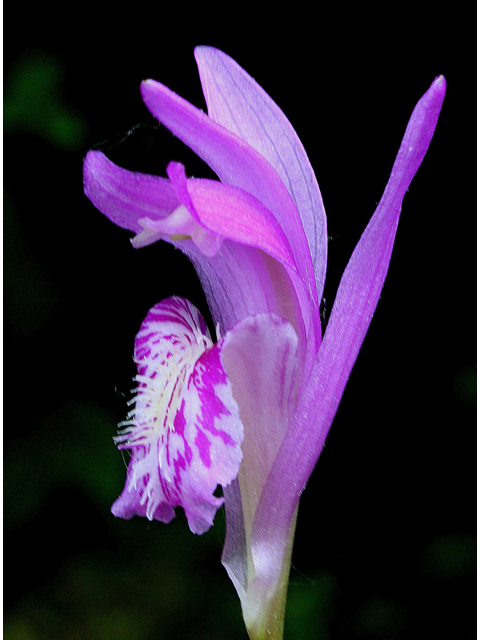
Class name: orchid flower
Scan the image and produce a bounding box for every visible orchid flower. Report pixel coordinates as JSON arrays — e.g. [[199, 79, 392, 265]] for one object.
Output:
[[83, 47, 445, 639]]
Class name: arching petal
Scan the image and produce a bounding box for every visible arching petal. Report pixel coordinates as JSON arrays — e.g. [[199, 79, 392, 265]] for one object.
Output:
[[83, 150, 178, 233], [83, 150, 317, 364], [83, 151, 296, 273], [140, 76, 319, 313], [166, 161, 297, 270]]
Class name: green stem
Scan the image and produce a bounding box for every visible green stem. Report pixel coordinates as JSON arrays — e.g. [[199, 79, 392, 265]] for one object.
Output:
[[245, 507, 298, 640]]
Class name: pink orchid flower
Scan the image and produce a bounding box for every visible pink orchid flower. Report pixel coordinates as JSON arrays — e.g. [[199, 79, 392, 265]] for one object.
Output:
[[83, 47, 445, 639]]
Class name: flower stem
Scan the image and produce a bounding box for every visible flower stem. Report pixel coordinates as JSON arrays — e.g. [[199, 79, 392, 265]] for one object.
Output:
[[245, 507, 298, 640]]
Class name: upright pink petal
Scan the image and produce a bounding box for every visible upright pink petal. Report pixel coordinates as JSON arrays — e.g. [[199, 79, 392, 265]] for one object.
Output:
[[247, 75, 446, 600], [195, 46, 328, 302]]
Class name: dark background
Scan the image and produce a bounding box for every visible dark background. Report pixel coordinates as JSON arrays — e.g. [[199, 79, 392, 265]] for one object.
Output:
[[4, 3, 475, 639]]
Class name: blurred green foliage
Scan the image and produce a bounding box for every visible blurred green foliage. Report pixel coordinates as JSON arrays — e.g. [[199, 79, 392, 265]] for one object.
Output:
[[4, 50, 88, 151], [4, 401, 121, 531], [453, 366, 476, 406], [422, 534, 476, 581], [353, 596, 408, 639], [285, 570, 339, 639]]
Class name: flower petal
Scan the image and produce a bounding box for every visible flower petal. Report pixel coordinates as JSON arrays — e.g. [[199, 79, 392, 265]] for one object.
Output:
[[183, 241, 307, 352], [83, 150, 178, 233], [218, 313, 300, 611], [84, 151, 296, 270], [221, 313, 300, 539], [165, 162, 320, 368], [194, 46, 328, 303], [246, 74, 447, 602], [83, 149, 317, 363], [140, 75, 319, 310], [111, 296, 244, 535], [166, 161, 297, 269]]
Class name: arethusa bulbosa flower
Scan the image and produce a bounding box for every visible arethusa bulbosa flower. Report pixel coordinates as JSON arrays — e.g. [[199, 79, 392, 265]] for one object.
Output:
[[83, 47, 445, 639]]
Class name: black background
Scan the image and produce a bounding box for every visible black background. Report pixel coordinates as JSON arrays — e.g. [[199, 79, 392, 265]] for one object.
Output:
[[4, 3, 475, 639]]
